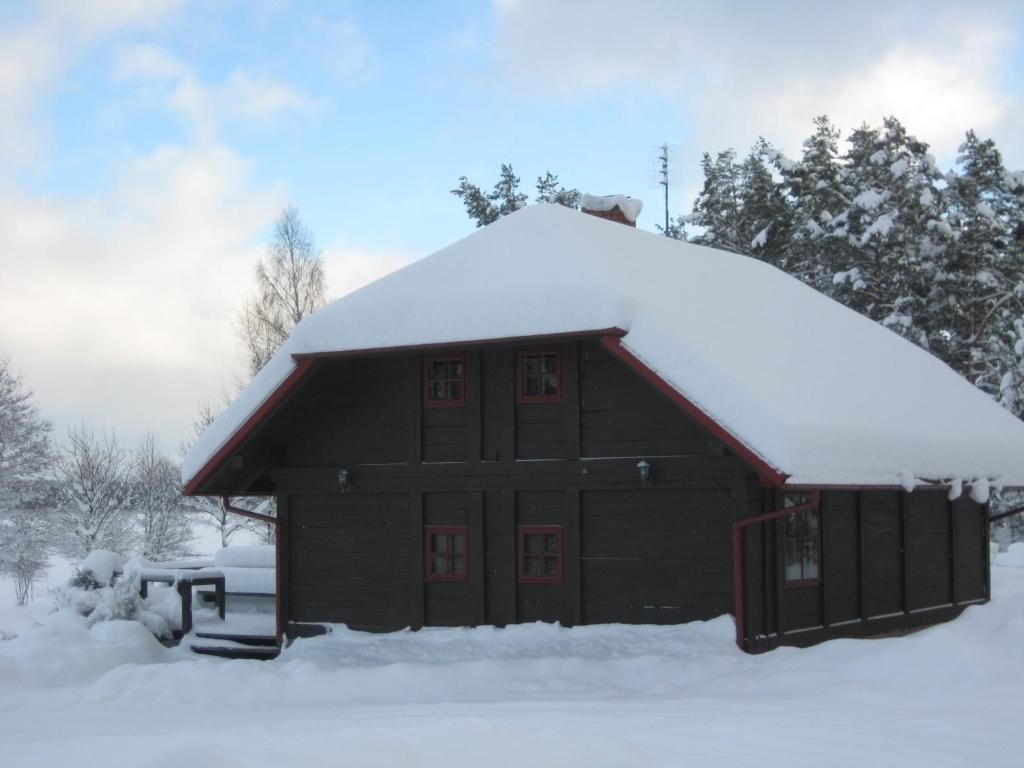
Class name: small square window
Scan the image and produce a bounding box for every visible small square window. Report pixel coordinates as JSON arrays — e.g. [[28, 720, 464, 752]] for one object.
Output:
[[425, 526, 469, 582], [517, 525, 565, 583], [423, 355, 466, 407], [517, 349, 562, 403], [783, 494, 820, 586]]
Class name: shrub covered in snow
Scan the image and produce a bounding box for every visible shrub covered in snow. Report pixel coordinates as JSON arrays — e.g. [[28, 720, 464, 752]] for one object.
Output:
[[53, 553, 171, 639]]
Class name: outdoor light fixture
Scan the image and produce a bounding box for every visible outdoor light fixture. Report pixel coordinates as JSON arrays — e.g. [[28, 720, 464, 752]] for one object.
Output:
[[637, 459, 651, 485], [337, 468, 351, 492]]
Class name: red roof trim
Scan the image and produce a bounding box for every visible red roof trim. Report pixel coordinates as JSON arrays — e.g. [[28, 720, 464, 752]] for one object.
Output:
[[184, 358, 320, 496], [290, 327, 627, 360], [599, 335, 787, 487]]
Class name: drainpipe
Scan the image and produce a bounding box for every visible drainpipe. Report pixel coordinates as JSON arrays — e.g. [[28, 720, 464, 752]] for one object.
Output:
[[221, 496, 277, 526], [732, 491, 820, 651]]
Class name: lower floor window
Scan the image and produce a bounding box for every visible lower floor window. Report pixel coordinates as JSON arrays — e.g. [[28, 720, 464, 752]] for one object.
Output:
[[783, 494, 820, 584], [425, 526, 468, 582], [518, 525, 565, 583]]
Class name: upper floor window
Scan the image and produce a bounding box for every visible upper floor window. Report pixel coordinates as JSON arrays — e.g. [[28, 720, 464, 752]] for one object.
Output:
[[783, 494, 820, 586], [517, 525, 565, 583], [516, 349, 562, 404], [423, 355, 466, 407], [425, 526, 469, 582]]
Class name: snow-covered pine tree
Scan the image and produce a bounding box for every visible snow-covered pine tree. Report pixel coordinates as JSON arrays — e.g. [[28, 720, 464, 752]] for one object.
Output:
[[687, 150, 743, 252], [739, 143, 790, 270], [767, 116, 847, 294], [832, 117, 946, 346], [53, 427, 135, 560], [535, 171, 580, 208], [937, 131, 1024, 405], [453, 166, 575, 227], [0, 357, 54, 604], [132, 433, 193, 561]]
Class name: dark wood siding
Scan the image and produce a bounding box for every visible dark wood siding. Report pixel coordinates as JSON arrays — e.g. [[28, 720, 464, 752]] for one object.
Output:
[[579, 341, 724, 459], [580, 488, 736, 624], [288, 491, 411, 630], [740, 488, 989, 652]]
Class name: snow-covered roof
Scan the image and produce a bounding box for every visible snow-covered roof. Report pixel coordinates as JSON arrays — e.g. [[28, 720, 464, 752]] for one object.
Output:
[[184, 204, 1024, 491]]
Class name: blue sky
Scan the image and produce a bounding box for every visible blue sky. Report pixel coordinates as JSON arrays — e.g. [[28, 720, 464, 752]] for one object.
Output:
[[2, 0, 1023, 454]]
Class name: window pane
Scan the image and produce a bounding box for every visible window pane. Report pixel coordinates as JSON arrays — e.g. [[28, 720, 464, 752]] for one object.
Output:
[[453, 535, 465, 555], [545, 556, 561, 577], [545, 534, 560, 554], [448, 381, 462, 401], [525, 556, 543, 576], [435, 534, 450, 553], [543, 374, 559, 395], [542, 354, 558, 374], [431, 361, 446, 379], [524, 534, 543, 554], [450, 360, 462, 377], [453, 556, 466, 575], [430, 382, 445, 400], [433, 554, 449, 575]]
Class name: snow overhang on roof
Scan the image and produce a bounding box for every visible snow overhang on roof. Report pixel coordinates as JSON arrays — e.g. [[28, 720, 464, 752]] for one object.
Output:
[[184, 204, 1024, 494]]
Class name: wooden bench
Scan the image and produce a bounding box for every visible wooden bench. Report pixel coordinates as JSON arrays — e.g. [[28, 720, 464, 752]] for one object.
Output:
[[139, 569, 226, 635]]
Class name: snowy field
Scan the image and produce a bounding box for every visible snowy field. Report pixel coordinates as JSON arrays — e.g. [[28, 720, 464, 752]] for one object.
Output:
[[2, 566, 1023, 768]]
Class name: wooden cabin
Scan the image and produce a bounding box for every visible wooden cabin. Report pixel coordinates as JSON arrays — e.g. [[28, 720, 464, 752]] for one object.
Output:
[[184, 201, 1024, 652]]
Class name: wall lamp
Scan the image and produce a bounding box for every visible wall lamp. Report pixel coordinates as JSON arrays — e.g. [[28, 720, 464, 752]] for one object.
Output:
[[637, 459, 652, 486], [337, 467, 351, 492]]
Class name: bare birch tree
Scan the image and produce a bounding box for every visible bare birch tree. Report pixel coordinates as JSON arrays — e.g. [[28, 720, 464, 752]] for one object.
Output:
[[132, 433, 194, 561], [237, 206, 327, 376], [53, 427, 135, 560]]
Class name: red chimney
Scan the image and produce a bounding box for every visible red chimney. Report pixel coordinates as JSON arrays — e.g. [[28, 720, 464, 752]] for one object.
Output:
[[580, 194, 643, 227]]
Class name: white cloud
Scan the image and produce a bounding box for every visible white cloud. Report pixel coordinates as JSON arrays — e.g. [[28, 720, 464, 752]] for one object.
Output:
[[323, 20, 376, 81], [110, 43, 321, 144], [492, 0, 1024, 163]]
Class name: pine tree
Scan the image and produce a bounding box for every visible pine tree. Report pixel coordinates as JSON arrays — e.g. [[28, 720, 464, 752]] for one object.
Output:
[[453, 165, 575, 227], [739, 144, 790, 269], [687, 150, 743, 252]]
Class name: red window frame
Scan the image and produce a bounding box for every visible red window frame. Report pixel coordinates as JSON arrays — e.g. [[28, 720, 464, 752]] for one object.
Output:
[[782, 494, 820, 588], [516, 348, 563, 404], [424, 526, 469, 582], [517, 525, 565, 583], [423, 354, 466, 407]]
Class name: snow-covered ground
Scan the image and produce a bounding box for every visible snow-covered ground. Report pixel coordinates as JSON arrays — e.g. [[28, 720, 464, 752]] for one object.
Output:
[[2, 565, 1023, 768]]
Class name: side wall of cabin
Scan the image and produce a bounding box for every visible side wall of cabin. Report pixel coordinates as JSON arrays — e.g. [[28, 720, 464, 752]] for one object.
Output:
[[263, 339, 752, 634], [739, 487, 990, 651]]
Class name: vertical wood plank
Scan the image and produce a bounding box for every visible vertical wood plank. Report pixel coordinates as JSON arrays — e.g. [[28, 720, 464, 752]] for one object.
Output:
[[901, 492, 909, 614], [564, 342, 581, 461], [948, 496, 958, 606], [468, 351, 482, 463], [983, 502, 992, 601], [819, 492, 830, 629], [471, 491, 485, 625], [407, 356, 422, 465], [857, 491, 867, 621], [276, 489, 290, 643], [565, 488, 582, 625], [499, 351, 516, 463], [409, 491, 424, 630], [504, 489, 518, 624]]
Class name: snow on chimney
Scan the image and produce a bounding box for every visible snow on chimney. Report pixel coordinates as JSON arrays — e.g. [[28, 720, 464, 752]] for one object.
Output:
[[580, 194, 643, 227]]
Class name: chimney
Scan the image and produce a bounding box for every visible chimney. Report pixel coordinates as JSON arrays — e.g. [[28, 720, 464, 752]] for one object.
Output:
[[580, 194, 643, 227]]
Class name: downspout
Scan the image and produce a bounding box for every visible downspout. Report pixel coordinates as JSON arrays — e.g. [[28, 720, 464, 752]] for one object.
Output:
[[221, 496, 277, 526], [732, 491, 820, 651]]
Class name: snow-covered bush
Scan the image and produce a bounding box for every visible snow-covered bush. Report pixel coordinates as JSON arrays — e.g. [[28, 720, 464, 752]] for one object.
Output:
[[53, 553, 170, 639]]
